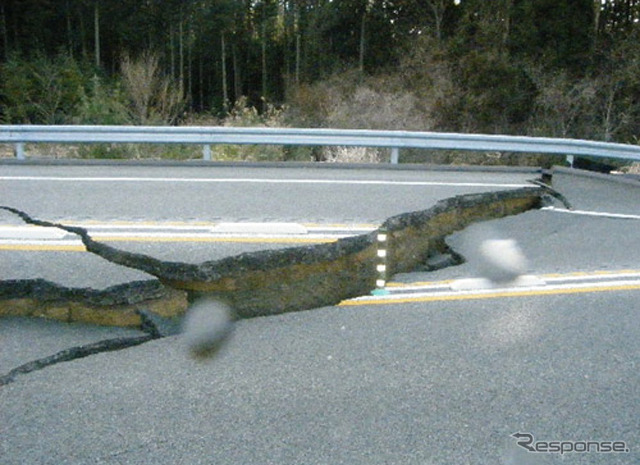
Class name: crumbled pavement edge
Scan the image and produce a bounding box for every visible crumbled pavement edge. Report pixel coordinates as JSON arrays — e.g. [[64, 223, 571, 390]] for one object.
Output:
[[0, 279, 188, 328]]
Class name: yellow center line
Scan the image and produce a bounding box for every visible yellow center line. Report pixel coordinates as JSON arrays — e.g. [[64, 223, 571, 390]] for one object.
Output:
[[0, 221, 377, 229], [0, 236, 337, 251], [91, 236, 336, 244], [385, 279, 454, 288]]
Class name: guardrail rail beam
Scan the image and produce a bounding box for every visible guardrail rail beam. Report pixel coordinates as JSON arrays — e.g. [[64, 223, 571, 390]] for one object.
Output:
[[1, 125, 639, 163]]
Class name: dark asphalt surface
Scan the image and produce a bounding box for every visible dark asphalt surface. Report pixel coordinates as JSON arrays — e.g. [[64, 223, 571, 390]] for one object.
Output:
[[2, 291, 639, 465], [0, 317, 146, 374], [0, 164, 535, 224], [1, 164, 639, 464]]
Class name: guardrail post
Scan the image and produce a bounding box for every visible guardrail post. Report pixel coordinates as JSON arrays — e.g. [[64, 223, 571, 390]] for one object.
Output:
[[203, 144, 212, 161], [566, 155, 574, 168], [15, 143, 25, 160], [390, 147, 399, 164]]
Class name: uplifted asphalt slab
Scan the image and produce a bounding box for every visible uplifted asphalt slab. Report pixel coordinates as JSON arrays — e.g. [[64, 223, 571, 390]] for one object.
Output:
[[394, 169, 640, 283], [393, 206, 640, 284], [551, 168, 640, 214]]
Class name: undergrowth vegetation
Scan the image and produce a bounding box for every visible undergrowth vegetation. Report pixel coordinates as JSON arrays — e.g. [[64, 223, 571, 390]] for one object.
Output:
[[2, 0, 639, 167]]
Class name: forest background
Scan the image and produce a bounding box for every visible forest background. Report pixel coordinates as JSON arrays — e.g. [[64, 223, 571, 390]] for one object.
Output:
[[1, 0, 639, 164]]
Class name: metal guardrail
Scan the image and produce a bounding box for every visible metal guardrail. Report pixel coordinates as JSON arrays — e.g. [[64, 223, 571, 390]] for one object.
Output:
[[2, 125, 640, 164]]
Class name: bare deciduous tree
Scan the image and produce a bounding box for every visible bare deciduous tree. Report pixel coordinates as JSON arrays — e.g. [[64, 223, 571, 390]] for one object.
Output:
[[120, 51, 185, 125]]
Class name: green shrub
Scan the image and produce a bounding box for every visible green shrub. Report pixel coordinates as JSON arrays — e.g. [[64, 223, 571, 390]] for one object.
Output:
[[75, 76, 131, 125], [0, 52, 88, 124]]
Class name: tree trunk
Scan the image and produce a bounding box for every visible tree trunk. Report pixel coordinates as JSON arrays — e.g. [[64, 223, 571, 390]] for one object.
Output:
[[187, 30, 192, 105], [94, 1, 100, 68], [79, 6, 87, 59], [359, 10, 366, 74], [199, 55, 204, 111], [169, 25, 175, 80], [501, 0, 513, 56], [427, 0, 444, 42], [65, 0, 73, 56], [221, 31, 228, 112], [232, 42, 241, 101], [262, 21, 267, 109], [179, 17, 185, 92], [0, 4, 8, 60], [295, 7, 301, 84]]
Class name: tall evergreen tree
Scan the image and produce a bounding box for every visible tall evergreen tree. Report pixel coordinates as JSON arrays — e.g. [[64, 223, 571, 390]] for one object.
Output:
[[509, 0, 595, 72]]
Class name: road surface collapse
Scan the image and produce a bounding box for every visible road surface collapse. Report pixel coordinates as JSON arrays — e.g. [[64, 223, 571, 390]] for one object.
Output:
[[1, 184, 549, 323], [0, 182, 556, 382]]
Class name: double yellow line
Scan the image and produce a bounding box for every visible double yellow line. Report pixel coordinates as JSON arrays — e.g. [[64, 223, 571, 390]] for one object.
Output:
[[0, 236, 336, 252], [339, 282, 640, 306], [340, 270, 640, 306], [0, 220, 361, 251]]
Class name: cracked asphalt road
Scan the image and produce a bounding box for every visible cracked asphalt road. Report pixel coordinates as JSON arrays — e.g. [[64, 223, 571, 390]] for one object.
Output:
[[0, 317, 147, 374], [0, 164, 536, 288], [1, 163, 640, 464]]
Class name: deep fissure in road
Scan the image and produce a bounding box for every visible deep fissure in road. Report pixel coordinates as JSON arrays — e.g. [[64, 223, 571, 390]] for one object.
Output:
[[0, 182, 554, 383], [1, 183, 549, 321]]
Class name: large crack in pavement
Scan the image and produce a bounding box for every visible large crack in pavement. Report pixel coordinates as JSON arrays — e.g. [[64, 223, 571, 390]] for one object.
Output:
[[0, 180, 555, 382], [0, 184, 550, 317]]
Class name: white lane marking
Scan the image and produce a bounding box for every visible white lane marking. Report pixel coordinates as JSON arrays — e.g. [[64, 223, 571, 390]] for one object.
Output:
[[0, 233, 341, 247], [449, 275, 545, 291], [67, 224, 216, 231], [0, 220, 364, 248], [0, 221, 377, 232], [0, 175, 530, 188], [542, 206, 640, 220], [212, 222, 308, 235], [0, 226, 68, 240], [382, 270, 640, 295], [88, 232, 344, 241], [0, 222, 375, 247], [0, 239, 84, 246], [543, 271, 640, 282]]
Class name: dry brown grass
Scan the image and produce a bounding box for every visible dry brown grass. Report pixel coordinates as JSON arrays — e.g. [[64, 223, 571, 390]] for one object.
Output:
[[617, 162, 640, 174], [120, 52, 185, 125]]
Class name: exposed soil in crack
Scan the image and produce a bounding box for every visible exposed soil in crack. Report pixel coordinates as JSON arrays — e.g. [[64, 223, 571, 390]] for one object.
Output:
[[0, 183, 554, 381], [528, 179, 574, 209], [418, 238, 466, 272], [1, 185, 549, 320]]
